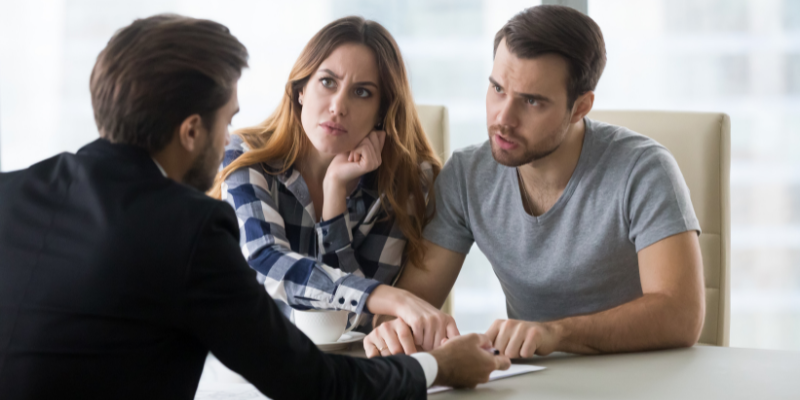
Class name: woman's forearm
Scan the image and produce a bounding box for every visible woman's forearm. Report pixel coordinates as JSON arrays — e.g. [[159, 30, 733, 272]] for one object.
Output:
[[321, 179, 348, 221], [365, 285, 407, 316]]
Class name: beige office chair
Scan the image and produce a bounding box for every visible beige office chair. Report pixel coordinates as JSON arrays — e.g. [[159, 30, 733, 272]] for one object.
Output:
[[417, 105, 451, 163], [588, 110, 731, 347]]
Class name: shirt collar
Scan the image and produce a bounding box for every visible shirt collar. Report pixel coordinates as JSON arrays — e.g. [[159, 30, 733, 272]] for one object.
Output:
[[152, 158, 168, 177]]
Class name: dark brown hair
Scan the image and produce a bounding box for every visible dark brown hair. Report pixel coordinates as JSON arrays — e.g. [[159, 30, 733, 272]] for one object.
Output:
[[90, 14, 249, 153], [494, 5, 606, 108]]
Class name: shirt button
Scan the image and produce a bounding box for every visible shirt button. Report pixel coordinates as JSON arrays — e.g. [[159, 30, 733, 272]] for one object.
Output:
[[350, 300, 358, 307], [322, 229, 328, 235], [338, 297, 345, 304]]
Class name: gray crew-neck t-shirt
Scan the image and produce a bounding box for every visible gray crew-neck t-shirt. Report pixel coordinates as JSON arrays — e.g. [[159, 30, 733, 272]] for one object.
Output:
[[423, 118, 701, 322]]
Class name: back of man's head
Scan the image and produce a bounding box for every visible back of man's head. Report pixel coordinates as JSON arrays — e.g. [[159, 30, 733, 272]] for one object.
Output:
[[90, 14, 248, 153], [494, 5, 606, 108]]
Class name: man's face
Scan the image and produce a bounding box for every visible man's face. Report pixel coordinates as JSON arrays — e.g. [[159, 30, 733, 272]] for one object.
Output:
[[184, 82, 239, 192], [486, 39, 573, 167]]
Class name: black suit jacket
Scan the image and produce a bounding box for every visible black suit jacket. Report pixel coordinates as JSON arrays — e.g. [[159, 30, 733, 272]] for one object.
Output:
[[0, 139, 425, 399]]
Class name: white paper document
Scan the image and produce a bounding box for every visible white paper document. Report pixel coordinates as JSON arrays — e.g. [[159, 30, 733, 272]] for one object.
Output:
[[427, 364, 546, 395]]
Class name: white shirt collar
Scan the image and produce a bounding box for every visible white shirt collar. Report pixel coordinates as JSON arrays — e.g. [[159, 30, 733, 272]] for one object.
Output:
[[152, 158, 168, 177]]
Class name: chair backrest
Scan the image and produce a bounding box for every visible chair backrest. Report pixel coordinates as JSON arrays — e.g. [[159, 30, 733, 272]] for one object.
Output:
[[416, 104, 450, 162], [587, 110, 731, 346]]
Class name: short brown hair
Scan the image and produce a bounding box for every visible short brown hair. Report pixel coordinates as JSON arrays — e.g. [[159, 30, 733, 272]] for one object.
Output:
[[494, 5, 606, 108], [90, 14, 248, 153]]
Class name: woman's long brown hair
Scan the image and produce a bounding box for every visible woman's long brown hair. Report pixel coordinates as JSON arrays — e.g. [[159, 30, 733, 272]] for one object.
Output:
[[210, 16, 441, 270]]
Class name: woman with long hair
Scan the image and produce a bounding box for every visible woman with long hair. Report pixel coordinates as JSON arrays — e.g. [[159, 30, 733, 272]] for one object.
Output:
[[211, 16, 458, 356]]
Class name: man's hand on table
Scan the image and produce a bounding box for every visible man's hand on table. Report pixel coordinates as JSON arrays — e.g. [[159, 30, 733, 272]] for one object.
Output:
[[428, 333, 511, 388], [486, 319, 562, 358]]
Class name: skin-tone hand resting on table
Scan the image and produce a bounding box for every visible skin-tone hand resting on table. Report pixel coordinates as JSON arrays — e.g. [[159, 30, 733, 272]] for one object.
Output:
[[365, 5, 705, 359], [430, 334, 511, 388]]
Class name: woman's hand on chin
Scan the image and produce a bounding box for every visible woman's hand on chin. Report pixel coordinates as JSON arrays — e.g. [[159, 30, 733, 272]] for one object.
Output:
[[364, 285, 460, 357], [324, 130, 386, 188]]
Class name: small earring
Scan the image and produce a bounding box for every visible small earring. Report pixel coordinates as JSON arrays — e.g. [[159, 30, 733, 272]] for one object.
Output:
[[298, 98, 303, 105]]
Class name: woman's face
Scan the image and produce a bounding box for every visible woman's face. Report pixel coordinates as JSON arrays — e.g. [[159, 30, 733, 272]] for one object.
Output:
[[299, 43, 382, 156]]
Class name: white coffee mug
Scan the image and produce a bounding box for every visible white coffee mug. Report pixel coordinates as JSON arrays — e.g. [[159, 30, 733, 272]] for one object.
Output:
[[292, 309, 356, 344]]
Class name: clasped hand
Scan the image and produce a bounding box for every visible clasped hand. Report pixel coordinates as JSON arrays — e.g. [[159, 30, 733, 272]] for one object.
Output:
[[363, 289, 459, 358]]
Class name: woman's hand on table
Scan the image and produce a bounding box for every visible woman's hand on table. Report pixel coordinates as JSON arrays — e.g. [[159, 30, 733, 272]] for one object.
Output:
[[364, 318, 421, 357], [364, 285, 460, 357]]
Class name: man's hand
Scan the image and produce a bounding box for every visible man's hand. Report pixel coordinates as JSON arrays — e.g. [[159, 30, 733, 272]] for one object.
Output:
[[365, 285, 460, 356], [428, 333, 511, 388], [485, 319, 562, 358]]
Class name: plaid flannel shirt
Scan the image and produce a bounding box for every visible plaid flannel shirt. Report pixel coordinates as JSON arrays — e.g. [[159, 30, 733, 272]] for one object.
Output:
[[222, 135, 432, 327]]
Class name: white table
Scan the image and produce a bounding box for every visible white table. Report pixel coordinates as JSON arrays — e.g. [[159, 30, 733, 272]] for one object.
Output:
[[424, 346, 800, 399], [198, 345, 800, 399]]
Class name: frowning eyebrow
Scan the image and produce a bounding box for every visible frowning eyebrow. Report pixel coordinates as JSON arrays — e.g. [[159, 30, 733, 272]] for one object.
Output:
[[488, 76, 552, 104], [320, 68, 378, 88]]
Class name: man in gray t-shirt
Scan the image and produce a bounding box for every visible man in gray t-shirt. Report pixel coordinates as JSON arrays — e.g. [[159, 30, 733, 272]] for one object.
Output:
[[363, 5, 705, 359], [424, 117, 700, 324]]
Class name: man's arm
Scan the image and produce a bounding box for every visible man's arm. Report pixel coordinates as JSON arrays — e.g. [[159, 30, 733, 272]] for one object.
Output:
[[395, 240, 466, 309], [364, 240, 467, 357], [400, 150, 472, 310], [487, 230, 705, 356], [179, 203, 508, 398], [364, 149, 474, 357], [178, 203, 426, 399]]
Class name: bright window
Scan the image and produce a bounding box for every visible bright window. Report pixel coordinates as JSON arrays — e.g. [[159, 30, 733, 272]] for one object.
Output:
[[589, 0, 800, 351]]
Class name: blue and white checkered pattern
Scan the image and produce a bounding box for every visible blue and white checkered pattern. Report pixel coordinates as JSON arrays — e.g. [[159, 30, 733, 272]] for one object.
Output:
[[222, 135, 431, 327]]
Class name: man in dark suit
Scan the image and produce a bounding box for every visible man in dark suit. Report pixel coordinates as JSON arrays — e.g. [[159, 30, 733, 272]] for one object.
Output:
[[0, 15, 509, 400]]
